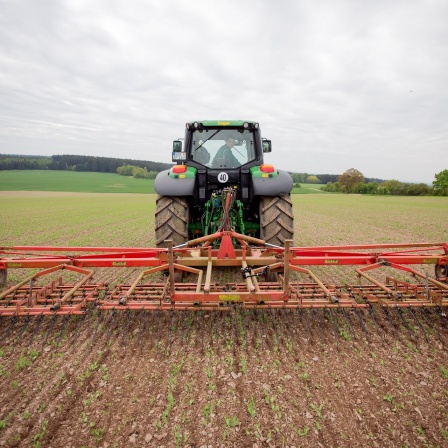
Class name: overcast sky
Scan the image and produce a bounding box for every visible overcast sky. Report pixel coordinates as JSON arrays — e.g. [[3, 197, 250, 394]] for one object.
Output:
[[1, 0, 447, 183]]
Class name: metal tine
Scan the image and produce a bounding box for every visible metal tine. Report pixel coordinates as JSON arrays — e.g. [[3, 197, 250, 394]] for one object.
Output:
[[92, 310, 103, 345], [56, 314, 71, 346], [209, 309, 214, 347], [290, 308, 299, 342], [242, 309, 248, 349], [252, 309, 258, 347], [214, 311, 220, 348], [156, 308, 162, 347], [326, 309, 339, 346], [122, 310, 133, 348], [15, 316, 31, 344], [30, 315, 44, 344], [341, 308, 356, 341], [280, 308, 291, 344], [283, 308, 294, 345], [409, 308, 429, 343], [184, 310, 195, 345], [148, 308, 156, 340], [367, 304, 383, 339], [382, 307, 402, 343], [167, 309, 178, 352], [138, 310, 149, 354], [201, 310, 205, 353], [300, 308, 313, 342], [43, 315, 58, 348], [167, 309, 174, 354], [232, 308, 238, 350], [105, 310, 117, 342], [294, 308, 304, 344], [72, 314, 86, 348], [396, 308, 414, 340], [268, 306, 281, 350], [256, 307, 264, 350], [1, 316, 17, 342], [355, 308, 369, 342], [420, 308, 444, 345], [212, 311, 219, 346], [314, 308, 326, 345], [421, 308, 435, 328]]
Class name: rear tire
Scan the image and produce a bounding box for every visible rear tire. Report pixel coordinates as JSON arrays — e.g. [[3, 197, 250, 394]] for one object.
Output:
[[260, 195, 294, 247], [435, 263, 447, 281], [155, 195, 190, 247]]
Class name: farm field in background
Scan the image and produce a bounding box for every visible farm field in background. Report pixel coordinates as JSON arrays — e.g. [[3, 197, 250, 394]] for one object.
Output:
[[0, 170, 156, 194], [0, 170, 325, 194], [1, 191, 447, 247], [1, 191, 448, 447]]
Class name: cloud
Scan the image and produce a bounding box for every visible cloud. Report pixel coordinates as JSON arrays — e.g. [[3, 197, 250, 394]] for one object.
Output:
[[0, 0, 447, 182]]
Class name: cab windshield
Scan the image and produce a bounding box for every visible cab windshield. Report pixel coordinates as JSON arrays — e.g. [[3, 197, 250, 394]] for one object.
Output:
[[190, 128, 255, 169]]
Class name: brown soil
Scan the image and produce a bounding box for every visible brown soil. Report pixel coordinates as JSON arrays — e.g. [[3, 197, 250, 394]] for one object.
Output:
[[1, 193, 447, 447], [0, 308, 447, 448]]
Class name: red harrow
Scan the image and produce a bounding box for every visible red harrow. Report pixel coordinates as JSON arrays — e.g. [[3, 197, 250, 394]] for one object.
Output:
[[1, 234, 447, 316], [1, 232, 447, 348]]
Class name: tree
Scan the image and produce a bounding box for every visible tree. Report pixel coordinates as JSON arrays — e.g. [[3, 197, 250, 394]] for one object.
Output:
[[337, 168, 365, 193], [381, 179, 403, 195], [306, 175, 321, 184], [132, 166, 150, 179], [433, 169, 448, 196], [117, 164, 135, 176], [321, 182, 339, 192]]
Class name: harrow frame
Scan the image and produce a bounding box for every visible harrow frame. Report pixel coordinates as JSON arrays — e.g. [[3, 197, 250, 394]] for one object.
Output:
[[1, 233, 447, 316]]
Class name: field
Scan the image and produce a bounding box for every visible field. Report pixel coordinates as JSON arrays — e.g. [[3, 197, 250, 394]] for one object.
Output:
[[0, 170, 322, 194], [1, 191, 448, 447], [0, 170, 156, 194]]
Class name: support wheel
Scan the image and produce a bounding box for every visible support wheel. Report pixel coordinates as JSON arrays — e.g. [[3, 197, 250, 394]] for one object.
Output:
[[0, 269, 6, 287], [260, 195, 294, 247], [155, 195, 190, 247], [435, 263, 447, 281]]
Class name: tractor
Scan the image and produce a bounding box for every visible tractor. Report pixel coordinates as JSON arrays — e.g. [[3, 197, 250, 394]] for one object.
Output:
[[154, 120, 294, 248]]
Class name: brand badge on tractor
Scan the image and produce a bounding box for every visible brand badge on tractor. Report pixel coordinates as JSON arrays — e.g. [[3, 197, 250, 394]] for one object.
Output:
[[218, 172, 229, 183]]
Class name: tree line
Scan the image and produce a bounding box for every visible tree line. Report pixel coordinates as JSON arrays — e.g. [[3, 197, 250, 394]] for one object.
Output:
[[289, 172, 384, 185], [0, 154, 172, 174], [321, 168, 448, 196]]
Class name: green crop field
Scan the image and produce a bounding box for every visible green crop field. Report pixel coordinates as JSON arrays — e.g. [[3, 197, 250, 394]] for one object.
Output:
[[0, 170, 156, 194], [291, 183, 326, 194], [0, 170, 326, 194], [1, 191, 447, 248]]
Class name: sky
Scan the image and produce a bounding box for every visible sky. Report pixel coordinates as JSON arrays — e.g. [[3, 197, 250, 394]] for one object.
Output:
[[0, 0, 447, 183]]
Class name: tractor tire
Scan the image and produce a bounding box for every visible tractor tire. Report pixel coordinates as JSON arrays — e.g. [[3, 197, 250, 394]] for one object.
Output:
[[155, 195, 190, 248], [260, 195, 294, 247], [435, 263, 447, 281]]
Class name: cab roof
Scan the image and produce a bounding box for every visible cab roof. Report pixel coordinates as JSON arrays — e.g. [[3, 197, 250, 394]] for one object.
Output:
[[187, 120, 258, 127]]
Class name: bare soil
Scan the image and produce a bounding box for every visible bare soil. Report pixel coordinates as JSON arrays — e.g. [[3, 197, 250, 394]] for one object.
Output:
[[1, 193, 447, 447], [0, 307, 447, 448]]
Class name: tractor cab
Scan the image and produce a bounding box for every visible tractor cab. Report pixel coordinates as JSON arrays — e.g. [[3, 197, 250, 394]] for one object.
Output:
[[172, 120, 272, 170]]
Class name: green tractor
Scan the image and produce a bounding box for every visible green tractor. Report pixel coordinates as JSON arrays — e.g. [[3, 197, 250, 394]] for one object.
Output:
[[154, 120, 294, 248]]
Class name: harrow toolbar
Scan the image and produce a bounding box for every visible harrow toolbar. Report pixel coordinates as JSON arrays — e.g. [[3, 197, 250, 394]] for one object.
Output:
[[0, 233, 447, 317]]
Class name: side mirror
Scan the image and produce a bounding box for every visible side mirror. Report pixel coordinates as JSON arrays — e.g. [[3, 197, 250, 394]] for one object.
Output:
[[173, 140, 183, 152], [172, 140, 186, 162], [262, 139, 272, 153]]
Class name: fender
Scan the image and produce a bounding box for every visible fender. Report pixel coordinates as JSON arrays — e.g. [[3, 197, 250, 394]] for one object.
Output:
[[252, 169, 293, 196], [154, 169, 196, 196]]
